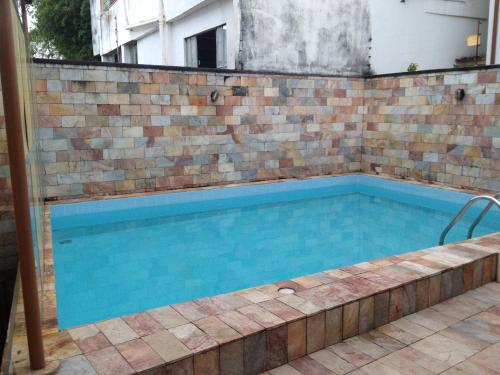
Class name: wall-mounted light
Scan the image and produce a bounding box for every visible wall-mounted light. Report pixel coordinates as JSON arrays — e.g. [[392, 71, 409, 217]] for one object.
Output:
[[210, 90, 220, 103], [455, 89, 466, 101]]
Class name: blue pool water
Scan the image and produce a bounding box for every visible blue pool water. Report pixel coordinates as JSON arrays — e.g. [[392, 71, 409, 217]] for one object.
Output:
[[51, 175, 500, 328]]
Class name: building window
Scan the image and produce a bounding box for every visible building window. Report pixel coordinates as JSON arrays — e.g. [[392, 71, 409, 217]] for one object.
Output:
[[103, 49, 119, 63], [124, 41, 138, 64], [185, 25, 227, 68]]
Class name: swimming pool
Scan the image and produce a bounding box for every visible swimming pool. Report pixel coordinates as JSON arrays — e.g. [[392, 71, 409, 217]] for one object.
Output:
[[50, 175, 500, 328]]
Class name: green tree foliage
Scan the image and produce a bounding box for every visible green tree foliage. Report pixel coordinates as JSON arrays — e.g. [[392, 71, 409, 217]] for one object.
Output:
[[30, 0, 96, 60]]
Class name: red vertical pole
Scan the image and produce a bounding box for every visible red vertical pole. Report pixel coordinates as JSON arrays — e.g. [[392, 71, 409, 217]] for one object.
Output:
[[0, 0, 45, 370]]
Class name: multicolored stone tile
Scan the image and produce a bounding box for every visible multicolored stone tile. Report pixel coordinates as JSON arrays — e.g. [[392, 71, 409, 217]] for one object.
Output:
[[148, 306, 189, 329], [244, 332, 267, 375], [194, 316, 242, 345], [267, 325, 288, 369], [359, 297, 374, 334], [57, 355, 97, 375], [169, 323, 218, 353], [287, 319, 307, 361], [116, 338, 164, 373], [238, 304, 284, 330], [259, 300, 304, 322], [410, 334, 478, 367], [328, 341, 375, 367], [308, 349, 356, 374], [220, 340, 244, 375], [193, 348, 219, 375], [218, 310, 264, 336], [306, 312, 325, 354], [289, 355, 335, 375], [142, 329, 191, 364], [122, 312, 163, 337], [342, 301, 360, 339], [96, 318, 139, 345], [85, 346, 135, 375], [325, 307, 343, 346], [68, 325, 111, 354]]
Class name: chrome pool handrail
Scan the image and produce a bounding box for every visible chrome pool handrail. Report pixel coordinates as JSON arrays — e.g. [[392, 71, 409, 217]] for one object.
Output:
[[467, 193, 500, 240], [439, 194, 500, 246]]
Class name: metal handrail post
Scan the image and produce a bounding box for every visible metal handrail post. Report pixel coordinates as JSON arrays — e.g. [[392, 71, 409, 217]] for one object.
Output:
[[467, 193, 500, 239]]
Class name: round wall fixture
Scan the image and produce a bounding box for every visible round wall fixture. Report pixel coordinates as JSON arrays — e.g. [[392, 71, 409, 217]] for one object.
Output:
[[455, 88, 466, 101], [278, 287, 296, 295], [210, 90, 220, 103]]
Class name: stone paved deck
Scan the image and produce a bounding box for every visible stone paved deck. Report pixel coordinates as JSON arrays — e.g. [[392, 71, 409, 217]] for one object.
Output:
[[263, 282, 500, 375], [7, 232, 500, 374]]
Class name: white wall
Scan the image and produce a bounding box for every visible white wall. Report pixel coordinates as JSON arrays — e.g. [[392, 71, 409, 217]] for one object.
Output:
[[90, 0, 160, 57], [91, 0, 493, 74], [236, 0, 370, 75], [370, 0, 489, 74], [166, 0, 236, 68], [165, 0, 219, 21], [137, 32, 163, 65]]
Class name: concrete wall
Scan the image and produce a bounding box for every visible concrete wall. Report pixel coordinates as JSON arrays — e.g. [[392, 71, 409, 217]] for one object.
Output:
[[369, 0, 489, 74], [33, 63, 363, 199], [237, 0, 371, 75], [363, 70, 500, 191], [90, 0, 493, 75]]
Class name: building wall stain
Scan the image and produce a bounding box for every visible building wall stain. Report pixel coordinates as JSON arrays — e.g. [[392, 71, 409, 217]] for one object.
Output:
[[238, 0, 371, 75]]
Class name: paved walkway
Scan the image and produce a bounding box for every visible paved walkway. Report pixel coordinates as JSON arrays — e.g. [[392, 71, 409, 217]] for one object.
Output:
[[264, 282, 500, 375]]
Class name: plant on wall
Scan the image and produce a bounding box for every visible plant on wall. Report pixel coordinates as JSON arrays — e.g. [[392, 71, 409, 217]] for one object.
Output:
[[407, 63, 418, 72], [30, 0, 96, 60]]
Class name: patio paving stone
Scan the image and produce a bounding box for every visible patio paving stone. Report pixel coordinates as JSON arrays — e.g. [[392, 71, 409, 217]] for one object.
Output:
[[169, 323, 218, 353], [68, 324, 111, 354], [85, 346, 134, 375], [96, 318, 139, 345], [142, 330, 191, 363], [116, 339, 164, 373], [148, 306, 189, 329], [122, 312, 163, 337], [194, 316, 242, 345]]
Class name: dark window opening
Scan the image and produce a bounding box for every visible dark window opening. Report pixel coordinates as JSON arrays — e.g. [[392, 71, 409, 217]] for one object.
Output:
[[185, 25, 227, 68], [197, 28, 217, 68]]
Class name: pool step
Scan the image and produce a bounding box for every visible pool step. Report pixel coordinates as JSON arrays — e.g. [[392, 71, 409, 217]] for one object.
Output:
[[135, 235, 499, 375], [265, 282, 500, 375]]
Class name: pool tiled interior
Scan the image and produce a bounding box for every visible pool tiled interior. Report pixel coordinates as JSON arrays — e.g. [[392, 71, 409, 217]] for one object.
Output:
[[8, 201, 500, 375]]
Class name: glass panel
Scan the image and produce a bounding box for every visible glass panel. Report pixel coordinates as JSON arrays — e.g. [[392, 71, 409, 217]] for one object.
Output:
[[216, 25, 227, 68], [185, 36, 198, 68]]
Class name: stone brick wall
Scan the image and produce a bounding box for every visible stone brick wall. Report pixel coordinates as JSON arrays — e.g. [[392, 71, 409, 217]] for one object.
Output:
[[363, 70, 500, 191], [32, 62, 500, 199], [34, 63, 364, 198]]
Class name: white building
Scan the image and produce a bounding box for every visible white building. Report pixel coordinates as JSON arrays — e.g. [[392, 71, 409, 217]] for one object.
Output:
[[90, 0, 496, 75]]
